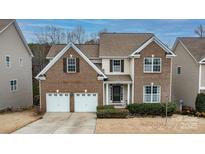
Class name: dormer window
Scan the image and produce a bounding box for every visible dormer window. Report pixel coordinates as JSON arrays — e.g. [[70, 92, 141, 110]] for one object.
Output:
[[67, 58, 76, 73]]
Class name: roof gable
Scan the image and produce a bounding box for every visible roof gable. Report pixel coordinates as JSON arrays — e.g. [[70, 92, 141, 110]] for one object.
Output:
[[0, 19, 33, 57], [36, 42, 107, 80], [47, 44, 99, 59], [174, 37, 205, 62], [131, 36, 176, 57]]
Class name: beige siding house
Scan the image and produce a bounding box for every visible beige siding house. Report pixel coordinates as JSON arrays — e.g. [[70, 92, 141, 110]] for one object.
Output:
[[0, 19, 33, 110], [172, 37, 205, 108]]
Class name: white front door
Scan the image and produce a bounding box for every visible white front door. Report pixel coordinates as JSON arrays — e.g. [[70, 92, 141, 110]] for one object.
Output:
[[74, 93, 98, 112], [46, 93, 70, 112]]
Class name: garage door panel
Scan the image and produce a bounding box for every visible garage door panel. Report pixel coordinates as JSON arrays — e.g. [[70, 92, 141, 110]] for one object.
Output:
[[46, 93, 70, 112], [74, 93, 98, 112]]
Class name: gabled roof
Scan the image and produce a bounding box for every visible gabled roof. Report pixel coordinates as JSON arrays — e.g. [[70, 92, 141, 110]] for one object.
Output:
[[47, 44, 99, 59], [173, 37, 205, 62], [0, 19, 33, 57], [131, 36, 176, 57], [99, 33, 154, 57], [36, 42, 107, 80]]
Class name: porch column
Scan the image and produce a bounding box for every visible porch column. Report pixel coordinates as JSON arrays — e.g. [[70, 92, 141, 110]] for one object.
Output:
[[106, 83, 109, 105], [127, 83, 130, 104]]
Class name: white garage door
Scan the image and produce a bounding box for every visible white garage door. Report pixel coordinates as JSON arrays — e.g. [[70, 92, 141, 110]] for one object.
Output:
[[46, 93, 70, 112], [74, 93, 98, 112]]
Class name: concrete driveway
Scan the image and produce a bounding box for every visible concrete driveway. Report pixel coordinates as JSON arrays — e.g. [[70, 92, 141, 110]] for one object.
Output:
[[13, 113, 96, 134]]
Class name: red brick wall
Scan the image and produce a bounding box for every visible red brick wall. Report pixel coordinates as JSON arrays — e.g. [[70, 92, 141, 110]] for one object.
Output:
[[134, 41, 171, 103], [40, 47, 103, 113]]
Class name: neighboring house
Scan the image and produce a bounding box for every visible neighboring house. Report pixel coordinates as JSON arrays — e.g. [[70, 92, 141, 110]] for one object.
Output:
[[36, 33, 175, 113], [0, 19, 33, 110], [172, 37, 205, 108]]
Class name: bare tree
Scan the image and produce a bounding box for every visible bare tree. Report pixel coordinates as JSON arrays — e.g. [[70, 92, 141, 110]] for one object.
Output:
[[72, 26, 86, 44], [86, 28, 108, 44], [195, 24, 205, 37]]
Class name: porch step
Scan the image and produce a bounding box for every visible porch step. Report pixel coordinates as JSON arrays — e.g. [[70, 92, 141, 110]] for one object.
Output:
[[114, 105, 126, 109]]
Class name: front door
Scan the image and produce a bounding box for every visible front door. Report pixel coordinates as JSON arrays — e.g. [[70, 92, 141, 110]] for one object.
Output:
[[113, 85, 121, 102]]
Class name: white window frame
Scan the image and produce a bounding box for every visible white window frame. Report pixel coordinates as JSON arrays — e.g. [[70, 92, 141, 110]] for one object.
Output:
[[5, 55, 11, 68], [19, 57, 23, 67], [67, 58, 76, 73], [10, 79, 17, 92], [144, 57, 161, 73], [143, 85, 161, 103], [176, 66, 182, 75], [112, 59, 121, 72]]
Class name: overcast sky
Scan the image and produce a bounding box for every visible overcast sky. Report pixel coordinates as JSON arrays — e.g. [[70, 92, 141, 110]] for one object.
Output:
[[17, 19, 205, 47]]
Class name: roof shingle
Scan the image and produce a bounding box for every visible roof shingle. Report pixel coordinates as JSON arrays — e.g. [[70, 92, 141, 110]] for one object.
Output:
[[47, 44, 99, 59], [99, 33, 154, 57], [0, 19, 14, 32], [178, 37, 205, 62]]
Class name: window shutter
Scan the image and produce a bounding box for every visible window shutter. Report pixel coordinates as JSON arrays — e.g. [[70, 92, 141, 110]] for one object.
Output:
[[110, 60, 113, 72], [76, 58, 80, 72], [121, 60, 124, 72], [63, 58, 67, 73]]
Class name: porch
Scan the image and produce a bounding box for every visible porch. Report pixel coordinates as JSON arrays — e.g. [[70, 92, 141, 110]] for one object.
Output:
[[103, 75, 133, 106]]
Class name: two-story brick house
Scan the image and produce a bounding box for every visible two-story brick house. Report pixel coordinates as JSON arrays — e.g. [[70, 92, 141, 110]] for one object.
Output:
[[36, 33, 175, 113]]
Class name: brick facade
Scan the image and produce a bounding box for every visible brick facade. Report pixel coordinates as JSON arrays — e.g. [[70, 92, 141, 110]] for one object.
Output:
[[40, 47, 103, 113], [134, 42, 171, 103]]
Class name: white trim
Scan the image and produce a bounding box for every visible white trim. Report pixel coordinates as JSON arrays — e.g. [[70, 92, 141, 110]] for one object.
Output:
[[36, 42, 107, 80], [199, 64, 202, 93], [143, 57, 162, 73], [106, 83, 109, 105], [199, 57, 205, 64], [200, 86, 205, 90], [127, 83, 130, 104], [170, 58, 172, 102], [104, 81, 132, 84], [130, 36, 176, 57]]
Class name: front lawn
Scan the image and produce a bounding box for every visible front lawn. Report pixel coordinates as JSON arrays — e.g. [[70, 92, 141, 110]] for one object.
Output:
[[95, 114, 205, 133], [0, 109, 42, 134]]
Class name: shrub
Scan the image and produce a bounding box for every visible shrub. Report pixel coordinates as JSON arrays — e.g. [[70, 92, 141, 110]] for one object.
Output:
[[195, 93, 205, 112], [97, 105, 114, 110], [97, 108, 129, 118], [126, 102, 176, 116], [181, 105, 195, 115]]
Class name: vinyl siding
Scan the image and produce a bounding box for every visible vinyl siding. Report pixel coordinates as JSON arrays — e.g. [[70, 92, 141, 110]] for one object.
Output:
[[0, 24, 33, 110], [172, 42, 199, 108]]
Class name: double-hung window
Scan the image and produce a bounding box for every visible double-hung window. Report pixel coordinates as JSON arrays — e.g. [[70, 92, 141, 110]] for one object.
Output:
[[143, 85, 160, 103], [10, 80, 17, 92], [113, 60, 121, 72], [5, 56, 10, 68], [67, 58, 76, 73], [144, 57, 161, 73]]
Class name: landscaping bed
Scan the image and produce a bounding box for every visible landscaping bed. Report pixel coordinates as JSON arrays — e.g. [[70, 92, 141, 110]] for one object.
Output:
[[96, 114, 205, 133], [0, 108, 42, 134]]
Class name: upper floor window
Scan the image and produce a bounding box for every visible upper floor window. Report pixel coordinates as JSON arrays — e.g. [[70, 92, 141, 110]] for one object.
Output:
[[143, 85, 161, 103], [67, 58, 76, 73], [10, 80, 17, 92], [110, 59, 124, 73], [19, 58, 23, 66], [113, 60, 121, 72], [144, 57, 161, 73], [5, 55, 10, 68], [176, 66, 181, 75]]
